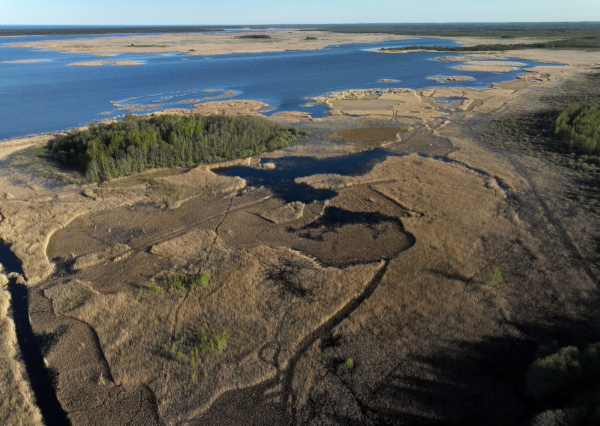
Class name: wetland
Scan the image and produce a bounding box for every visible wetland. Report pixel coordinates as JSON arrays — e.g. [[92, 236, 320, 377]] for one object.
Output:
[[1, 26, 600, 426]]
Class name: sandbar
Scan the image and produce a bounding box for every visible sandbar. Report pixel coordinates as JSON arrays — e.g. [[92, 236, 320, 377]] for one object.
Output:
[[426, 75, 475, 83], [1, 59, 50, 64], [7, 30, 412, 56], [68, 60, 143, 66]]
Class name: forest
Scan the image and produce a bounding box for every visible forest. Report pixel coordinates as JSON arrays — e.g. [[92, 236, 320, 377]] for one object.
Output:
[[379, 37, 600, 53], [234, 35, 272, 39], [555, 104, 600, 154], [51, 114, 300, 182], [316, 22, 600, 40]]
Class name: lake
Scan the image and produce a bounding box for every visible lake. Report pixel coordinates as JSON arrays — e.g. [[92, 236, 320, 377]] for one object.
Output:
[[0, 35, 551, 140]]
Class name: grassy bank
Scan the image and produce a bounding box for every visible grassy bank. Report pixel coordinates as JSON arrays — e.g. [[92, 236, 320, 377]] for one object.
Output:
[[51, 114, 300, 183]]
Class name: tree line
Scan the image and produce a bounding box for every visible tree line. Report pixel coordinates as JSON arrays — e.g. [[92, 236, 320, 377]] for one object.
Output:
[[234, 35, 271, 39], [51, 114, 300, 183], [379, 36, 600, 53], [554, 104, 600, 154], [315, 22, 600, 40]]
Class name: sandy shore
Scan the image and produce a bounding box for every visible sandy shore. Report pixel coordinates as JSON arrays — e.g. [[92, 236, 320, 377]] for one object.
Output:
[[6, 30, 412, 56]]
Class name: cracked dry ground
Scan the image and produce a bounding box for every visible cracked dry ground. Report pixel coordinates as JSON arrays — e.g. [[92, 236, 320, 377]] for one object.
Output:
[[20, 128, 598, 426]]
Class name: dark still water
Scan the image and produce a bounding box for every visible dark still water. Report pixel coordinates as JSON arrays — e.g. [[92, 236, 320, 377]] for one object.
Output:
[[0, 36, 553, 140], [217, 147, 393, 204]]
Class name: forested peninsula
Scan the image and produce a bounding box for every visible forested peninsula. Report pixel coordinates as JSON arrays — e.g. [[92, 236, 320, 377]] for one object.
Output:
[[51, 114, 300, 182]]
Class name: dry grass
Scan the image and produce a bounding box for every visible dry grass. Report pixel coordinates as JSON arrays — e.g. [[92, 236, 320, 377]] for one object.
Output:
[[153, 163, 246, 208], [0, 287, 43, 426], [42, 241, 381, 423], [0, 193, 146, 283], [72, 243, 132, 271]]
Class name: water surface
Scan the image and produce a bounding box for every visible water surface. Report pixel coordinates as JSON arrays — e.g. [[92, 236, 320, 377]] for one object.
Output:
[[0, 35, 553, 140]]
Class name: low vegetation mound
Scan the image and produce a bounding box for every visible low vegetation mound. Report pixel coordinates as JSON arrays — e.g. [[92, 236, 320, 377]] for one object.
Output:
[[554, 104, 600, 154], [234, 35, 271, 39], [51, 114, 299, 182]]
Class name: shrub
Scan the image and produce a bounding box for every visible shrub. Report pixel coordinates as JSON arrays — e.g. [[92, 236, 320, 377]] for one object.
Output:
[[554, 104, 600, 154], [162, 273, 211, 291], [343, 358, 355, 371], [530, 410, 566, 426], [527, 346, 582, 400], [484, 267, 503, 287]]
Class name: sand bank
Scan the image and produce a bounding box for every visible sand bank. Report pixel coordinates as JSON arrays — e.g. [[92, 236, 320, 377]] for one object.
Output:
[[153, 100, 269, 116], [7, 30, 412, 56], [1, 59, 50, 64], [426, 75, 474, 83], [68, 60, 143, 66]]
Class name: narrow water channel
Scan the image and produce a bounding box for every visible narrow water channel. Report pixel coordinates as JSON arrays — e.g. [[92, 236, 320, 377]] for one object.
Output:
[[0, 242, 70, 426]]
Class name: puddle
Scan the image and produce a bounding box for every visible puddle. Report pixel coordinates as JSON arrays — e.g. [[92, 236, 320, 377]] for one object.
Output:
[[216, 148, 397, 204]]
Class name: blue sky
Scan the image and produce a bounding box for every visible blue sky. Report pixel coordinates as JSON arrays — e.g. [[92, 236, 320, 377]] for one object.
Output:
[[2, 0, 599, 25]]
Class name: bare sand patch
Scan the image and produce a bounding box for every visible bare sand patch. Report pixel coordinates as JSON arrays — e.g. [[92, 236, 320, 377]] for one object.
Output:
[[426, 75, 474, 83], [1, 59, 50, 64], [93, 53, 115, 57], [309, 60, 571, 123], [153, 100, 269, 117], [453, 64, 517, 73], [68, 60, 143, 66]]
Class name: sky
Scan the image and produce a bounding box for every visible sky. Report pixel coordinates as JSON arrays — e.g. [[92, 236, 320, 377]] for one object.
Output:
[[2, 0, 599, 25]]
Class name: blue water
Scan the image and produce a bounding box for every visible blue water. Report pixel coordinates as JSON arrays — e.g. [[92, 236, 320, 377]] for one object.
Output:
[[0, 36, 554, 140]]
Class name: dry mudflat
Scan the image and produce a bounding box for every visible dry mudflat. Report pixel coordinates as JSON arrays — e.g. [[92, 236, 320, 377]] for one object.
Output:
[[0, 46, 599, 425]]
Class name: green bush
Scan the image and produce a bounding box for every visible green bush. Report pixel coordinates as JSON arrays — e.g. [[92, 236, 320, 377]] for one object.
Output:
[[162, 273, 211, 291], [527, 346, 582, 400], [484, 267, 503, 288], [526, 342, 600, 426], [554, 104, 600, 154]]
